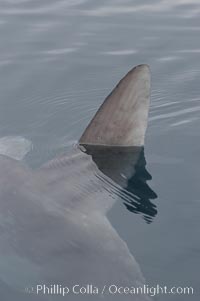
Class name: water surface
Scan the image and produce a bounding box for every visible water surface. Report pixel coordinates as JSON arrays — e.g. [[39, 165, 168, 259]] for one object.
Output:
[[0, 0, 200, 300]]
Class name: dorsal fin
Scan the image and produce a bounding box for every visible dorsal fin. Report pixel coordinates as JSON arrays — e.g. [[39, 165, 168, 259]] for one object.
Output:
[[79, 64, 150, 147]]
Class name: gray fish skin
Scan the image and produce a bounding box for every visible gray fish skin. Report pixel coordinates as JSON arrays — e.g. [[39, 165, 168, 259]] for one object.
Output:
[[0, 151, 150, 301], [79, 64, 150, 147], [0, 65, 152, 301]]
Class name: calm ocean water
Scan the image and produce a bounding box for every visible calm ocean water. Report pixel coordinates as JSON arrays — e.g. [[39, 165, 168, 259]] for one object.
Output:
[[0, 0, 200, 300]]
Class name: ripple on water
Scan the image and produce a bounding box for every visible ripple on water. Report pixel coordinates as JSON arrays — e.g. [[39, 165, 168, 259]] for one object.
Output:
[[101, 50, 137, 56], [0, 0, 87, 15], [149, 54, 200, 132]]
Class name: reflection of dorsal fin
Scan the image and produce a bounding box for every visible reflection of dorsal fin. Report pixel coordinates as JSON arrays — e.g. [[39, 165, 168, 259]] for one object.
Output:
[[79, 64, 151, 147]]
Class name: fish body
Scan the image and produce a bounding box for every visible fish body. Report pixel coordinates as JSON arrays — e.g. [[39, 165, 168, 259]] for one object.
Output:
[[0, 65, 152, 300]]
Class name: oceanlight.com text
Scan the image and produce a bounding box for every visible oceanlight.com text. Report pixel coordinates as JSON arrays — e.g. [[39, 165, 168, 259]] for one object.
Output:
[[25, 284, 194, 297]]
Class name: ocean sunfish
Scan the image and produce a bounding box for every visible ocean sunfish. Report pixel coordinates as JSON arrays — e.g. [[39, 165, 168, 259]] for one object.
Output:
[[0, 64, 152, 301]]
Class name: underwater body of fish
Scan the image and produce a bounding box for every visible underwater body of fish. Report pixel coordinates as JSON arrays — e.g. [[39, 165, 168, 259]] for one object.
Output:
[[0, 65, 154, 300]]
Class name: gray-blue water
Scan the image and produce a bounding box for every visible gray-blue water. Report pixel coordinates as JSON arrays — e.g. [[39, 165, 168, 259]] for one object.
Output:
[[0, 0, 200, 300]]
